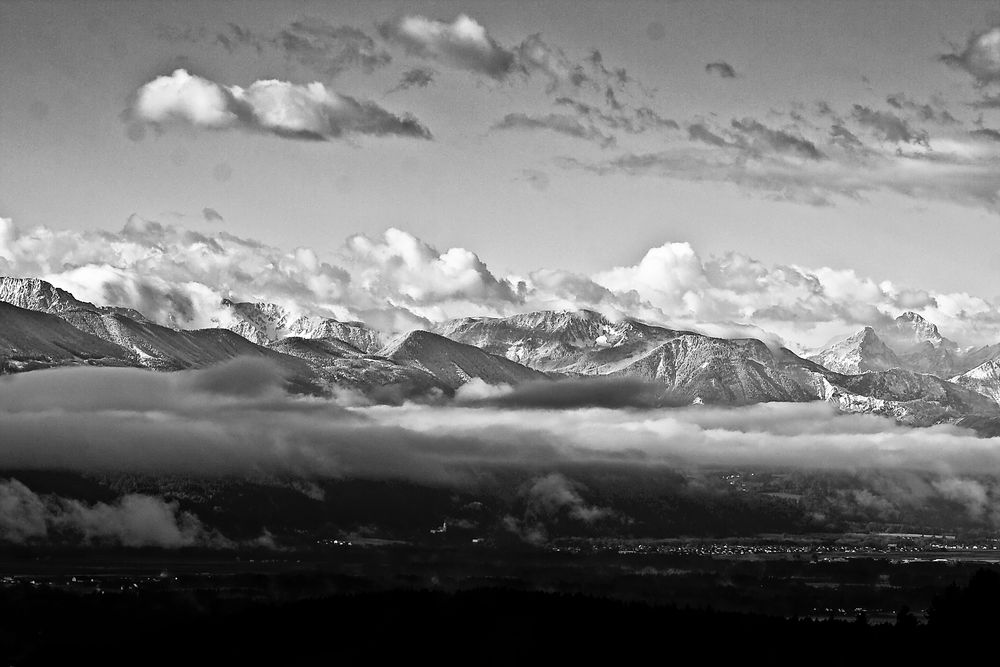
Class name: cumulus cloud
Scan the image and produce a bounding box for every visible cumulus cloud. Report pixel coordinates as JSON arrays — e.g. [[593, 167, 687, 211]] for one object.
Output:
[[127, 69, 431, 141], [378, 14, 516, 79], [492, 112, 616, 148], [940, 25, 1000, 84], [4, 212, 1000, 349], [705, 61, 737, 78], [0, 478, 219, 548]]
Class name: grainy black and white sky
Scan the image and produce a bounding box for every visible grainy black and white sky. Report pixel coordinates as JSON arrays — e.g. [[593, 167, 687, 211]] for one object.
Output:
[[4, 0, 1000, 348]]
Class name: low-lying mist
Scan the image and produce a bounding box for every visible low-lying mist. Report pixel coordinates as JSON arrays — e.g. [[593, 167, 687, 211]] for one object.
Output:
[[4, 358, 1000, 545]]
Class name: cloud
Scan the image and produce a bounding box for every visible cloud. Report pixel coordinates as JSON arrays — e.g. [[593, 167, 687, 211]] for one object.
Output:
[[271, 18, 392, 77], [851, 105, 928, 145], [127, 69, 431, 141], [161, 19, 392, 79], [0, 478, 220, 548], [885, 93, 959, 125], [202, 207, 224, 223], [566, 108, 1000, 214], [688, 123, 730, 147], [378, 14, 516, 79], [520, 169, 551, 191], [377, 14, 645, 101], [7, 366, 1000, 532], [463, 377, 683, 409], [971, 127, 1000, 142], [389, 67, 436, 92], [554, 97, 678, 134], [504, 473, 615, 543], [730, 117, 825, 159], [6, 212, 1000, 349], [940, 25, 1000, 84], [492, 112, 616, 147], [705, 61, 737, 78]]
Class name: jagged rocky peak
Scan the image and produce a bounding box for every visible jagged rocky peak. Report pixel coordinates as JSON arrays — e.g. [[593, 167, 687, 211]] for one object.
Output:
[[0, 276, 97, 314], [886, 311, 955, 352], [809, 326, 903, 375], [219, 299, 384, 353]]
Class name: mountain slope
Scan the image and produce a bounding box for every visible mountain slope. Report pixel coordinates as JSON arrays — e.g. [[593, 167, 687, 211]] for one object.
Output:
[[607, 335, 820, 404], [270, 337, 448, 399], [951, 359, 1000, 406], [58, 309, 320, 393], [0, 301, 134, 372], [0, 276, 97, 314], [380, 330, 548, 389], [433, 310, 682, 373]]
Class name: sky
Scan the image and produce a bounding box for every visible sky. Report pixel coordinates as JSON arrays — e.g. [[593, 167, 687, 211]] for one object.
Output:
[[4, 1, 1000, 348]]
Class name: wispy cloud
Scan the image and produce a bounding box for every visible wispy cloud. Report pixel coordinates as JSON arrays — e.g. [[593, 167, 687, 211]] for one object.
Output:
[[705, 61, 737, 78], [389, 67, 436, 92], [493, 112, 616, 148]]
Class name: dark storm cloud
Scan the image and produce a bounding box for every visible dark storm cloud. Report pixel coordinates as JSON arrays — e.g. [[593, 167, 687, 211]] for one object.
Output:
[[851, 105, 928, 144], [492, 113, 616, 148], [940, 25, 1000, 85], [389, 67, 436, 92], [705, 61, 737, 78]]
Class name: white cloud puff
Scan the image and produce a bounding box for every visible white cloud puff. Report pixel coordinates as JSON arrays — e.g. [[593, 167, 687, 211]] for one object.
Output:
[[128, 69, 431, 140], [379, 14, 516, 79], [3, 214, 1000, 348]]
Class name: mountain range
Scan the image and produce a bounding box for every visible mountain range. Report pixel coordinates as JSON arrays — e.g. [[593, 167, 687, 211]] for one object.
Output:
[[3, 275, 1000, 425]]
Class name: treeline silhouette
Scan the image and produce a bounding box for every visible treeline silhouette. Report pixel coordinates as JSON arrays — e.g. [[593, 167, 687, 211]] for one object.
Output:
[[3, 570, 1000, 664]]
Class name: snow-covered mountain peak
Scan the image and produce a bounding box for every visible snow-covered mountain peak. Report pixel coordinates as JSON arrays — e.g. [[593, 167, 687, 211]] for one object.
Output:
[[0, 276, 97, 314], [808, 326, 902, 375]]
